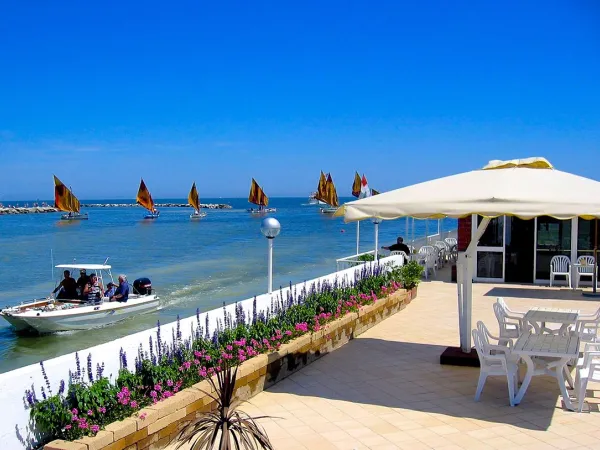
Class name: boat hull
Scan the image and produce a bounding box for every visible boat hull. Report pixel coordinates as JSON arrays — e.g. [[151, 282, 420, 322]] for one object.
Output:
[[0, 313, 34, 332], [248, 208, 276, 214], [60, 213, 88, 221], [13, 295, 160, 333], [320, 207, 337, 214], [190, 212, 207, 220], [144, 213, 160, 220]]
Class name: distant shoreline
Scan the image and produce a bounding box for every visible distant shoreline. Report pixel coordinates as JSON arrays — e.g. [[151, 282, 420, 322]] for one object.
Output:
[[0, 203, 232, 215]]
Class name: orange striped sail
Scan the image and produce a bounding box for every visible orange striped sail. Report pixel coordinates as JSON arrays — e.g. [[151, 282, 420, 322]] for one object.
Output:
[[136, 178, 155, 212], [53, 175, 80, 213], [325, 173, 339, 207], [188, 182, 200, 212], [351, 172, 361, 198], [248, 178, 269, 207], [314, 171, 328, 204]]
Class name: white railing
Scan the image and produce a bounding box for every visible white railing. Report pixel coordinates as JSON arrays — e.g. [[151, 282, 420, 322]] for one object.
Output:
[[338, 229, 457, 271]]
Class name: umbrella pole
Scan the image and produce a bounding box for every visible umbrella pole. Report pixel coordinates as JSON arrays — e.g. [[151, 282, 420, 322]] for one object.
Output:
[[583, 218, 600, 297], [356, 221, 360, 255]]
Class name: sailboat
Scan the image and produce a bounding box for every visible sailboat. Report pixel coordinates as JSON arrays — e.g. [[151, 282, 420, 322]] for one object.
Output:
[[247, 178, 276, 214], [315, 171, 339, 214], [54, 175, 88, 221], [188, 182, 207, 220], [137, 179, 159, 219]]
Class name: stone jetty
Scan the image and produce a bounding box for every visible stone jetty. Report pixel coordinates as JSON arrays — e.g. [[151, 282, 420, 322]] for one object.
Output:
[[0, 203, 232, 215], [0, 206, 58, 215]]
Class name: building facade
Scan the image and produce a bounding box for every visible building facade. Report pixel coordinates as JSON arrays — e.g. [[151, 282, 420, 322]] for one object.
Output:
[[458, 216, 599, 284]]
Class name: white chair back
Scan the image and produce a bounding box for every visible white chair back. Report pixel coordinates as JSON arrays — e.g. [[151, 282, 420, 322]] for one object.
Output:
[[435, 241, 448, 251], [551, 255, 571, 273], [577, 256, 595, 274], [390, 250, 409, 264], [445, 237, 457, 247]]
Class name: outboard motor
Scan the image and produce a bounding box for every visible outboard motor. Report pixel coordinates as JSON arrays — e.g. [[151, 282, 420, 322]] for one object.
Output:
[[133, 278, 152, 295]]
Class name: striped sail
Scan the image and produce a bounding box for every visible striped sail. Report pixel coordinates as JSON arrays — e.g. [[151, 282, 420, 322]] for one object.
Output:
[[188, 182, 200, 213], [53, 175, 81, 213], [352, 172, 361, 198], [136, 179, 155, 212], [248, 178, 269, 207], [314, 171, 328, 204], [325, 173, 339, 207]]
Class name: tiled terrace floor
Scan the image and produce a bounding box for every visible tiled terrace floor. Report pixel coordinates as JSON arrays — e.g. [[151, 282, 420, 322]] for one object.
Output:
[[171, 277, 600, 450]]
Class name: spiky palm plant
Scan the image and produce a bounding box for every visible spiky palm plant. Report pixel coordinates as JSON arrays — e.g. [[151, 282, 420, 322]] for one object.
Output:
[[177, 361, 274, 450]]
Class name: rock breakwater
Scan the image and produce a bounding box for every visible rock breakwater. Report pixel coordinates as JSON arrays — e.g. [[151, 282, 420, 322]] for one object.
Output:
[[0, 206, 58, 215]]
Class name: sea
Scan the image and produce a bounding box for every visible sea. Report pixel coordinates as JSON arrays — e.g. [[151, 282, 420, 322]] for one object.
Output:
[[0, 197, 456, 373]]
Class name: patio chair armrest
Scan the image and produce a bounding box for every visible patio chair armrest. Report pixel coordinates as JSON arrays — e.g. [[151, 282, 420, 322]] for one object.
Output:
[[486, 344, 513, 354]]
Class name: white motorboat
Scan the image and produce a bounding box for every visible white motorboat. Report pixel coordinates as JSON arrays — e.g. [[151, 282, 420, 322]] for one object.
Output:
[[320, 206, 337, 214], [190, 211, 207, 220], [307, 192, 326, 206], [247, 207, 276, 214], [0, 263, 160, 333]]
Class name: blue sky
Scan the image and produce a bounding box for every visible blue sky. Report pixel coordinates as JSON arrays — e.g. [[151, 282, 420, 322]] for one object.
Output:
[[0, 1, 599, 200]]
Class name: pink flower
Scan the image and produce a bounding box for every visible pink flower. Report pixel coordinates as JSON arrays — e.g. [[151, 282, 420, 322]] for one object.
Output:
[[162, 391, 173, 399], [139, 412, 147, 420], [71, 408, 78, 415], [150, 390, 158, 398], [130, 401, 138, 409], [154, 384, 162, 392], [71, 415, 78, 422], [87, 410, 93, 416], [205, 355, 212, 361], [285, 330, 292, 336], [78, 421, 88, 429], [167, 379, 174, 387], [91, 425, 100, 434], [226, 345, 233, 351], [65, 424, 72, 430]]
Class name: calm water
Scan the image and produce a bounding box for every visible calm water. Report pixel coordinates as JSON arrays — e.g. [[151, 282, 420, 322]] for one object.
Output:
[[0, 197, 456, 372]]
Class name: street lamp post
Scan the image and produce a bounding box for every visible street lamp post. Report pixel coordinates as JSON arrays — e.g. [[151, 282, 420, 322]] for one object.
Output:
[[372, 217, 382, 262], [260, 217, 281, 294]]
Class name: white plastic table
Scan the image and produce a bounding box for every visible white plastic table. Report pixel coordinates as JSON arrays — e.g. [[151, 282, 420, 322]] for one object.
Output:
[[523, 307, 579, 335], [513, 332, 580, 410]]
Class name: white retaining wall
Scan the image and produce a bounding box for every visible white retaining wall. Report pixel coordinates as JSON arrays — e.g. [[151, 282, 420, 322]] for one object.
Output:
[[0, 256, 403, 449]]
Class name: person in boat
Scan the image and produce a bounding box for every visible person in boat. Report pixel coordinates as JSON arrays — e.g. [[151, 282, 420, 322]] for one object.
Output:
[[382, 237, 412, 255], [83, 273, 104, 305], [52, 270, 78, 300], [110, 274, 129, 303], [76, 269, 90, 299], [104, 282, 117, 299]]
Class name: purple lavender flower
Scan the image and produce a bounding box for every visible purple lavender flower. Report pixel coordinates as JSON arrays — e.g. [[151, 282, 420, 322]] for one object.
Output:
[[120, 348, 128, 369], [156, 320, 162, 361], [205, 313, 210, 340], [87, 354, 93, 383], [58, 379, 65, 395], [39, 361, 52, 395], [75, 352, 82, 381]]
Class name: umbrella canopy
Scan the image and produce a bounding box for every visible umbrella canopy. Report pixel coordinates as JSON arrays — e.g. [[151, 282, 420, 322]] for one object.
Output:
[[336, 157, 600, 222], [336, 157, 600, 354]]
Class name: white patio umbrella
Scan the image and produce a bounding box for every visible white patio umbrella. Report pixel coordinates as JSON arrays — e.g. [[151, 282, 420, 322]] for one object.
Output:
[[335, 157, 600, 353]]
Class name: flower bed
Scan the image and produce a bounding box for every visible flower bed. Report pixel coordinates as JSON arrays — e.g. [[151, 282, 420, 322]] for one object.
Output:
[[28, 262, 422, 449]]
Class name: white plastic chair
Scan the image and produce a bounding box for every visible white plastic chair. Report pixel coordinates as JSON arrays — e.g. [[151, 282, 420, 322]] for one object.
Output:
[[550, 255, 572, 288], [434, 241, 448, 266], [574, 313, 600, 344], [390, 250, 409, 265], [445, 237, 457, 247], [472, 323, 519, 407], [493, 302, 527, 345], [419, 245, 437, 277], [496, 297, 526, 318], [575, 343, 600, 412], [576, 256, 596, 288]]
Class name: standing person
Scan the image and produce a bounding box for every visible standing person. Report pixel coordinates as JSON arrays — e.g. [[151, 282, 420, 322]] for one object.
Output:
[[83, 273, 104, 304], [382, 237, 412, 255], [51, 270, 78, 299], [76, 269, 89, 299], [110, 275, 129, 303]]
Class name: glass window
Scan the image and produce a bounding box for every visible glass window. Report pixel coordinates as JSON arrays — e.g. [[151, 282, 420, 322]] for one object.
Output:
[[477, 216, 503, 247], [535, 217, 571, 280], [477, 251, 503, 279], [577, 218, 600, 259]]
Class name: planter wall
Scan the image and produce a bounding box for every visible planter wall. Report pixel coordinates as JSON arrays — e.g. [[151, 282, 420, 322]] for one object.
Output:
[[45, 287, 417, 450]]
